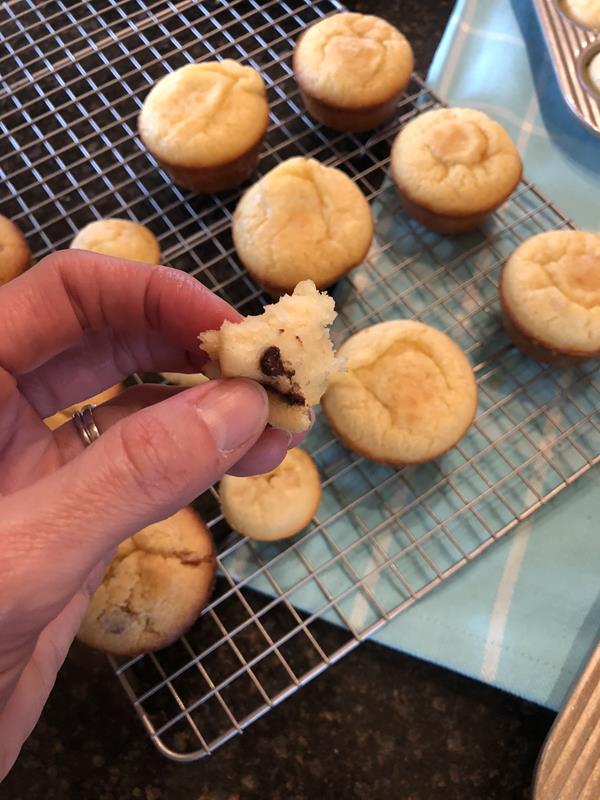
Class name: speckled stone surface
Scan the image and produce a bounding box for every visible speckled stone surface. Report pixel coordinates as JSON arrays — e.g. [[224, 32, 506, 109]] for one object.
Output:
[[5, 637, 554, 800], [4, 2, 557, 799]]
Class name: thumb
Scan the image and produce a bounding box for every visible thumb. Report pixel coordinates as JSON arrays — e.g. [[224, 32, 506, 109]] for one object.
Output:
[[1, 378, 267, 627]]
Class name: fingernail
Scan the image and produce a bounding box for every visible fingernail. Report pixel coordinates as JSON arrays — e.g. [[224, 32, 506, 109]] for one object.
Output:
[[83, 557, 111, 596], [196, 379, 268, 454], [271, 427, 293, 449]]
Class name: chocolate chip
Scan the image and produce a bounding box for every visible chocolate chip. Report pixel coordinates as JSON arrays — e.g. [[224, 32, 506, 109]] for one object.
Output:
[[266, 385, 306, 406], [100, 610, 129, 635], [283, 390, 305, 406], [260, 345, 294, 378], [259, 346, 304, 405]]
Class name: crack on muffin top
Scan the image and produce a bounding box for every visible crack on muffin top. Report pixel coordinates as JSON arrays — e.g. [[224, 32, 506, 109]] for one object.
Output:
[[294, 12, 413, 107], [138, 60, 268, 167], [391, 108, 522, 216], [501, 230, 600, 352], [231, 156, 373, 287]]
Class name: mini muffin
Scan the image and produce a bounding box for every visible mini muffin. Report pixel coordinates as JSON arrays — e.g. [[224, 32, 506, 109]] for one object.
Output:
[[500, 230, 600, 364], [44, 383, 123, 431], [70, 219, 160, 263], [561, 0, 600, 29], [391, 108, 522, 234], [220, 448, 321, 541], [0, 214, 31, 286], [138, 60, 269, 193], [322, 320, 478, 465], [199, 280, 342, 433], [78, 507, 216, 657], [232, 157, 373, 294], [293, 12, 413, 132]]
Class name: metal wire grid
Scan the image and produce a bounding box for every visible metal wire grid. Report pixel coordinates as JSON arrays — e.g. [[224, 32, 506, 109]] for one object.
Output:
[[1, 0, 599, 762]]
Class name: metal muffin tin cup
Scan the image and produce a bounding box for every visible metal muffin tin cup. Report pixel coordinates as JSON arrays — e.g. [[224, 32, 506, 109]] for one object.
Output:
[[577, 40, 600, 102], [534, 0, 600, 135]]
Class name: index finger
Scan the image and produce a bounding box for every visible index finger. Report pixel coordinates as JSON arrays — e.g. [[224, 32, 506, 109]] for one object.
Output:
[[0, 250, 241, 375]]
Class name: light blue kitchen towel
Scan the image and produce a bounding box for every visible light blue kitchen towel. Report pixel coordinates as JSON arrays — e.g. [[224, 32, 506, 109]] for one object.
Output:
[[229, 0, 599, 712], [372, 0, 600, 710]]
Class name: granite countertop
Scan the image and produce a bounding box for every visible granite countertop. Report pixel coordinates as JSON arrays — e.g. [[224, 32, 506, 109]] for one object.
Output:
[[4, 2, 557, 799]]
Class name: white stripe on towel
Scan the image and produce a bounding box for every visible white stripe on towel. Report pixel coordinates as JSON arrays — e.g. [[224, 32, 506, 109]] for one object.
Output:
[[480, 523, 531, 682], [438, 0, 478, 99]]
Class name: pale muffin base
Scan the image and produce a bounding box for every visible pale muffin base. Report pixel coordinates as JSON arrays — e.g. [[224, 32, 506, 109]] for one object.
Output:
[[499, 277, 597, 365], [144, 135, 265, 194], [324, 409, 478, 467], [241, 236, 372, 297], [392, 166, 522, 235], [297, 85, 402, 132]]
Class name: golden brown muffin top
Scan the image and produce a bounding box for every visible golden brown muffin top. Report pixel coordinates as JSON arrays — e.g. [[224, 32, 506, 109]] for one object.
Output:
[[0, 214, 31, 285], [232, 156, 373, 291], [138, 60, 268, 168], [502, 230, 600, 354], [391, 107, 522, 217], [294, 12, 413, 108], [78, 508, 215, 656], [71, 218, 161, 263], [220, 448, 321, 541], [323, 320, 477, 465]]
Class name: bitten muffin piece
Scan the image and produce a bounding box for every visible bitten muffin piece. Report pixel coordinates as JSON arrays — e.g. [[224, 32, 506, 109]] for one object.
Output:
[[199, 280, 342, 433], [391, 107, 522, 234], [44, 383, 123, 431], [220, 448, 321, 541], [294, 12, 413, 131], [0, 214, 31, 286], [138, 60, 269, 193], [232, 157, 373, 294], [322, 320, 478, 465], [77, 507, 216, 657], [561, 0, 600, 29], [500, 230, 600, 364], [71, 219, 160, 263]]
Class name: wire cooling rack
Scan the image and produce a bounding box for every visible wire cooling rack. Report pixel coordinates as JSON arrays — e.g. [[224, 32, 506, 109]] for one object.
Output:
[[1, 0, 599, 762]]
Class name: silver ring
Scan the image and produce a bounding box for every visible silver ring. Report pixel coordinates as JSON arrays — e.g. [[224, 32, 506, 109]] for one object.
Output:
[[72, 404, 101, 447]]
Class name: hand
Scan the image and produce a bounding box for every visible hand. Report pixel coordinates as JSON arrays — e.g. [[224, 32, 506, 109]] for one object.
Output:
[[0, 251, 304, 779]]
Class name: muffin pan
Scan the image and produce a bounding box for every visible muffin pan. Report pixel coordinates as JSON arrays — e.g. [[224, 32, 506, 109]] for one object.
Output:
[[534, 0, 600, 135], [1, 0, 599, 763]]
